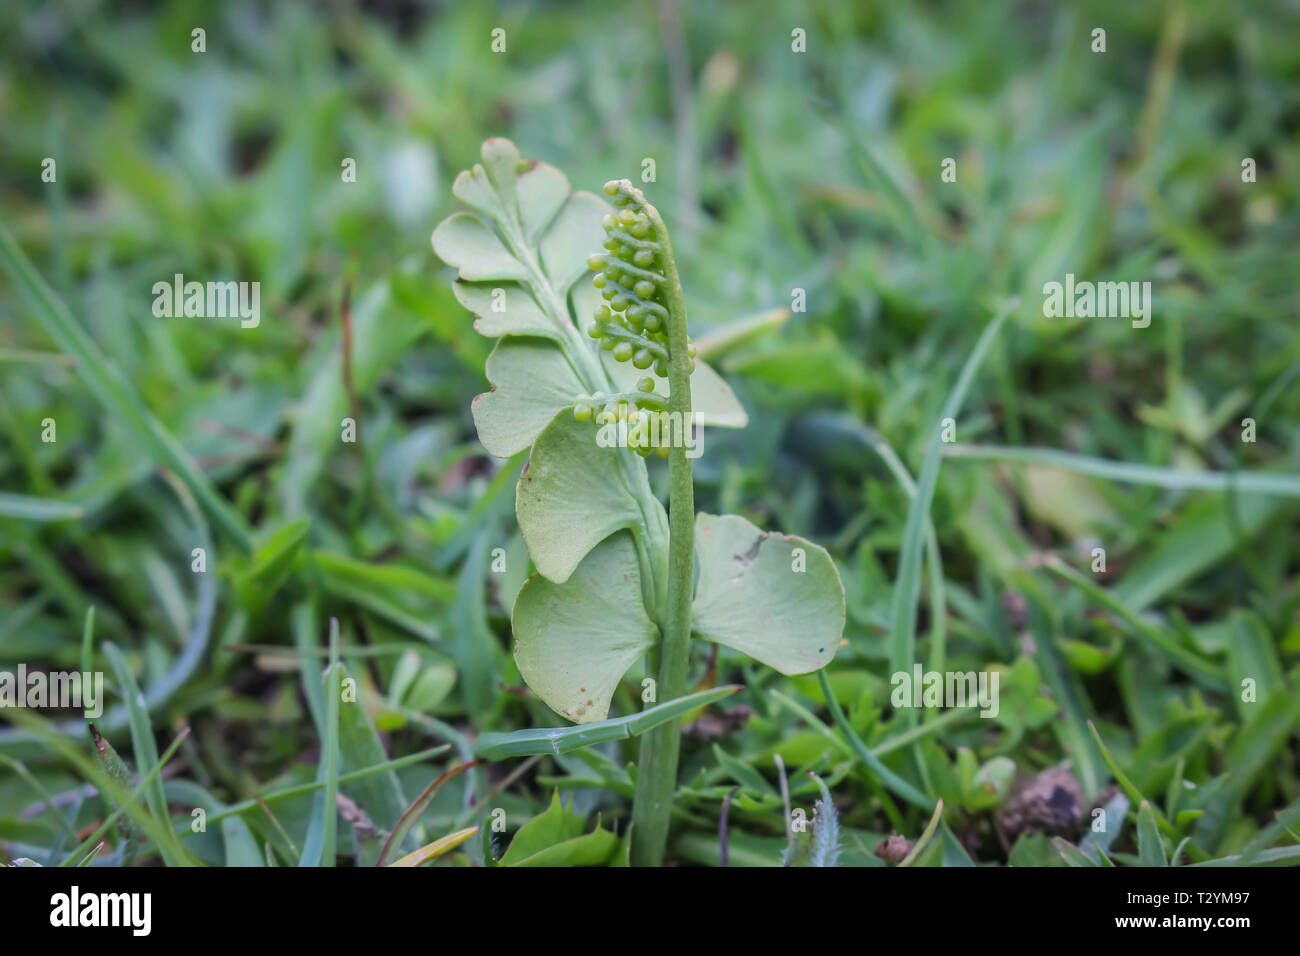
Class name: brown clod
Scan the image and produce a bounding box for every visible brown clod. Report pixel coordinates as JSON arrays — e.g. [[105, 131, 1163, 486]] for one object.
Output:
[[874, 833, 915, 865], [996, 762, 1083, 844]]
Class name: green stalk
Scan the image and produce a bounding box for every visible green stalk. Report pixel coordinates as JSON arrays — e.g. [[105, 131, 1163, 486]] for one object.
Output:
[[630, 197, 693, 867]]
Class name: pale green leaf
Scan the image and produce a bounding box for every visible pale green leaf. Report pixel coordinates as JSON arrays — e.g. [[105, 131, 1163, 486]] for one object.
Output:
[[449, 138, 521, 224], [513, 532, 658, 723], [478, 138, 522, 203], [451, 165, 506, 224], [691, 513, 844, 675], [683, 358, 748, 428], [540, 191, 608, 295], [453, 280, 558, 341], [471, 338, 583, 458], [516, 411, 647, 583], [516, 161, 570, 241], [431, 212, 530, 282]]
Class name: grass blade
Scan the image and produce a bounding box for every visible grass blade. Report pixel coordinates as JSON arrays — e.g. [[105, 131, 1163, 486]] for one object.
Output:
[[376, 760, 479, 866], [1136, 801, 1168, 866], [299, 618, 343, 866], [945, 444, 1300, 497], [387, 826, 480, 867], [172, 746, 449, 834], [1192, 688, 1300, 852], [0, 223, 254, 552], [102, 642, 184, 866], [475, 686, 742, 759], [888, 300, 1016, 677], [816, 671, 933, 810], [899, 798, 944, 867], [0, 492, 83, 521], [1087, 720, 1208, 862], [1044, 557, 1227, 691]]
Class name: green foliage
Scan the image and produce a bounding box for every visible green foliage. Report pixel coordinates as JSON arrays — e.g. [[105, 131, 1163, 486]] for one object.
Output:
[[497, 790, 620, 867], [2, 0, 1298, 871], [692, 513, 844, 675], [434, 138, 844, 728]]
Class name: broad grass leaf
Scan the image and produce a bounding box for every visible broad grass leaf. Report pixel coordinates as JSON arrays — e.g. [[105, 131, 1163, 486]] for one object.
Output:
[[220, 816, 263, 867], [233, 518, 311, 613], [448, 532, 501, 725], [512, 532, 658, 723], [471, 338, 583, 458], [1128, 713, 1215, 796], [1077, 792, 1129, 860], [1007, 832, 1062, 867], [300, 630, 343, 868], [335, 663, 408, 863], [1137, 801, 1168, 866], [1113, 494, 1279, 611], [1011, 464, 1117, 541], [1052, 836, 1099, 867], [1225, 610, 1283, 720], [0, 492, 83, 521], [713, 744, 776, 796], [942, 826, 976, 866], [516, 411, 645, 583], [690, 513, 844, 675], [101, 642, 184, 866], [280, 279, 422, 515], [88, 723, 141, 865]]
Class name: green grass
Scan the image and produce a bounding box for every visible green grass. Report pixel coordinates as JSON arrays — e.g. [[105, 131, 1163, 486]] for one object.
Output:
[[1, 0, 1298, 867]]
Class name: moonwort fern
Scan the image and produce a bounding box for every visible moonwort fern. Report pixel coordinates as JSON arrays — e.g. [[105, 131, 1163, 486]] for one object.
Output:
[[433, 138, 846, 865]]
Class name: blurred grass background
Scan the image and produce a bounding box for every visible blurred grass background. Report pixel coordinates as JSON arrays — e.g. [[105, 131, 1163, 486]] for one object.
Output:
[[1, 0, 1298, 866]]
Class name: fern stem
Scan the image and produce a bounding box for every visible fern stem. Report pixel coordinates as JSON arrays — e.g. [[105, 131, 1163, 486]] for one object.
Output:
[[629, 197, 693, 867]]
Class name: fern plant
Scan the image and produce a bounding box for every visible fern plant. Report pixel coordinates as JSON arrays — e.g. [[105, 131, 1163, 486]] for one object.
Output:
[[433, 138, 846, 865]]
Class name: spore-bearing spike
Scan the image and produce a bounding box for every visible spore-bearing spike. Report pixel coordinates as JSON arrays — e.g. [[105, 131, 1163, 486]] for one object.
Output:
[[580, 180, 696, 429]]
